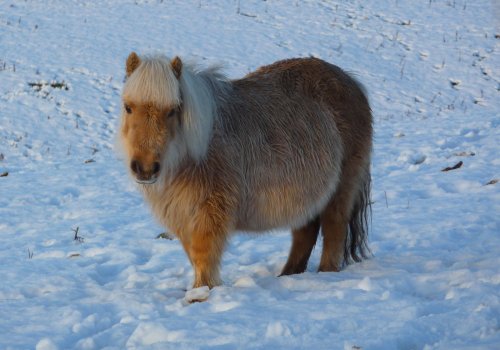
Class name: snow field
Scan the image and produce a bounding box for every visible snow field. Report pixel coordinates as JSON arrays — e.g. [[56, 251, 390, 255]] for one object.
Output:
[[0, 0, 499, 349]]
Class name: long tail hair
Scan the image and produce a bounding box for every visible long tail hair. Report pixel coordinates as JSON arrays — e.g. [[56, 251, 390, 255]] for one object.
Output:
[[344, 168, 372, 265]]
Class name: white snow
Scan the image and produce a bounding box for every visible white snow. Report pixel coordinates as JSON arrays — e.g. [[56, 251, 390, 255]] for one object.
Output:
[[184, 286, 210, 304], [1, 0, 499, 349]]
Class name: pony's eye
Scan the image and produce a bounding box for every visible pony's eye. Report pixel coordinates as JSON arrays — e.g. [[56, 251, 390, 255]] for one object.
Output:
[[124, 104, 132, 114], [167, 108, 177, 118]]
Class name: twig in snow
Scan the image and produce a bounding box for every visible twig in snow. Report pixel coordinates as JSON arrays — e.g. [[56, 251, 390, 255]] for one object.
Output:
[[73, 227, 84, 243], [239, 12, 256, 18], [156, 232, 176, 240], [441, 161, 463, 172]]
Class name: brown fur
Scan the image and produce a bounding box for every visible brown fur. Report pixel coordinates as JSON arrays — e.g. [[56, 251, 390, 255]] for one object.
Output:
[[119, 53, 372, 289], [171, 56, 183, 79], [126, 52, 141, 77]]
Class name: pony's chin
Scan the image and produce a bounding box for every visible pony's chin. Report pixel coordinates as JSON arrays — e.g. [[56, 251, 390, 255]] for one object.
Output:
[[136, 178, 158, 185]]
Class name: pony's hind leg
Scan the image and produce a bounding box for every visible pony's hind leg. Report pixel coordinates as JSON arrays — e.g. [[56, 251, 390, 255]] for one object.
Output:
[[319, 162, 370, 272], [280, 217, 320, 276], [318, 197, 348, 272]]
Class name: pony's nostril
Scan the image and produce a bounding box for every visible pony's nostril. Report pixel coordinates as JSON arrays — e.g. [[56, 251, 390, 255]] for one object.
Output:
[[130, 160, 142, 175], [152, 162, 161, 175]]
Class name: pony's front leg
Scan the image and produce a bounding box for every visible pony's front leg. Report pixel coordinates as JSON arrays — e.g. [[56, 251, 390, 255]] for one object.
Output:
[[178, 208, 229, 289], [189, 227, 227, 289], [177, 179, 235, 289]]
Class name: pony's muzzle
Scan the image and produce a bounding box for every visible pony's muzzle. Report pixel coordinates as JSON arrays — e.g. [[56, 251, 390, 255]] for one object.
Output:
[[130, 159, 161, 184]]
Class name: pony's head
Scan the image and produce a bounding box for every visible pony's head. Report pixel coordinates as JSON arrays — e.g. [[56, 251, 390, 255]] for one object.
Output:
[[120, 52, 218, 184]]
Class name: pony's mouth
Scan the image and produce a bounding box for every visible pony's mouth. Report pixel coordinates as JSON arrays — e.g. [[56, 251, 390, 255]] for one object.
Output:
[[136, 178, 158, 185]]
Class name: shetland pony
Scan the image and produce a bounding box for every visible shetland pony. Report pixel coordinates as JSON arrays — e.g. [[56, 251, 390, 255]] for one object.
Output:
[[119, 52, 372, 289]]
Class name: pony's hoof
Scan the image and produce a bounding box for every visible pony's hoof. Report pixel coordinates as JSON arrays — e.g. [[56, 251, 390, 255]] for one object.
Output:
[[279, 264, 307, 276], [184, 286, 210, 303]]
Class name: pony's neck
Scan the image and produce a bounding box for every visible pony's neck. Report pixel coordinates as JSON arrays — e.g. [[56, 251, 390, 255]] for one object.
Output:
[[177, 65, 229, 162]]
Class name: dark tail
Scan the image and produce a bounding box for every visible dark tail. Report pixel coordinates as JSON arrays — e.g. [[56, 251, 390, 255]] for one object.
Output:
[[344, 168, 372, 265]]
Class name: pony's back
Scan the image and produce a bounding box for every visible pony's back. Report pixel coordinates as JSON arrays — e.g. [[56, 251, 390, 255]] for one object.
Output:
[[212, 58, 371, 237]]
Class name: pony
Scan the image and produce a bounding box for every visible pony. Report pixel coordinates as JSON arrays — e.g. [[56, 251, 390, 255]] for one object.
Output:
[[119, 52, 372, 289]]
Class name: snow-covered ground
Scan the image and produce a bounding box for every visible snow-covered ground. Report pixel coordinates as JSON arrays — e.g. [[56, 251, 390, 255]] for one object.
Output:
[[1, 0, 499, 349]]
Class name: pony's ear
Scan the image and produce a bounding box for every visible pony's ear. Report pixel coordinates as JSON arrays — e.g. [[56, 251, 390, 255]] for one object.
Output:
[[126, 52, 141, 77], [171, 56, 183, 79]]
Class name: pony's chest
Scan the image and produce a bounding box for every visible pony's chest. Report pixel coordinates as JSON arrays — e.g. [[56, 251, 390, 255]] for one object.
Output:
[[143, 183, 202, 235]]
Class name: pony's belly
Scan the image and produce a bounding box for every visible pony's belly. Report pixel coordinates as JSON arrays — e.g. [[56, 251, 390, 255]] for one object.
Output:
[[236, 175, 338, 232]]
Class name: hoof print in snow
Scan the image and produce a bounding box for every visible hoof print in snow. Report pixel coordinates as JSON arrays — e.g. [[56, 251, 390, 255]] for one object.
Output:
[[453, 151, 475, 157], [441, 161, 463, 172], [449, 79, 461, 88], [184, 286, 210, 303]]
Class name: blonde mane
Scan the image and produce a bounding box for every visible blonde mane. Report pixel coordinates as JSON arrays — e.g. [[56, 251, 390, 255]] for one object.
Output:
[[122, 54, 229, 162], [123, 55, 181, 108]]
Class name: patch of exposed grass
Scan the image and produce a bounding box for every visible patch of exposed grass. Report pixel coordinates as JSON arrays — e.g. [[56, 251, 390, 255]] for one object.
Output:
[[28, 80, 69, 91]]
